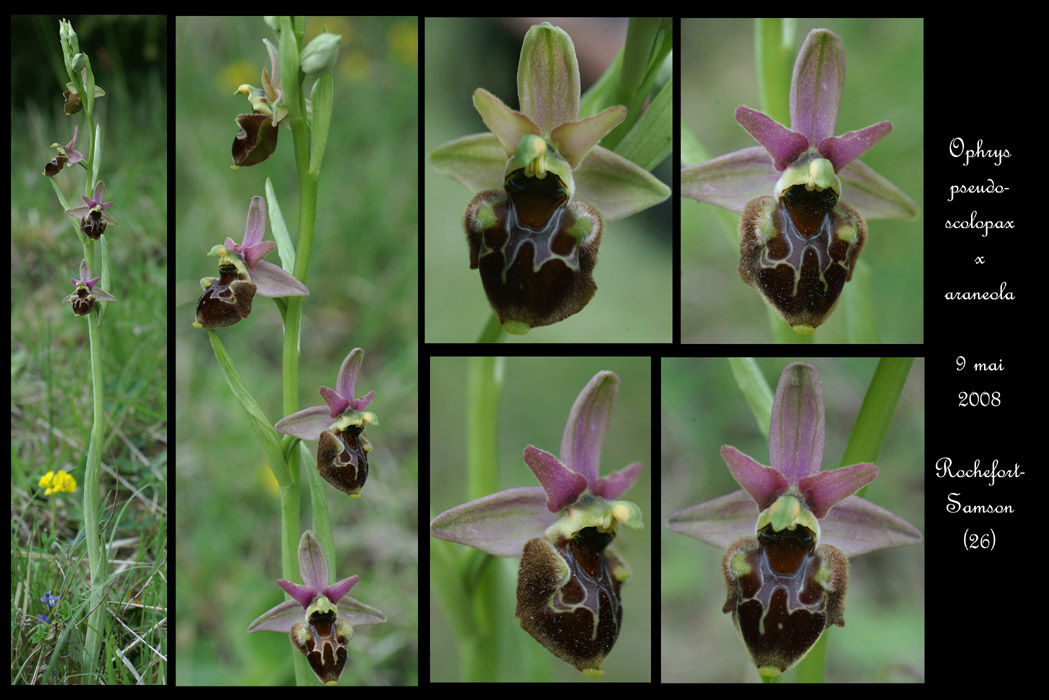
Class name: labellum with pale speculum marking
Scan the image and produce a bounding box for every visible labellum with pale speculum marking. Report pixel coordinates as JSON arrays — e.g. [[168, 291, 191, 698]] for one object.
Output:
[[275, 348, 378, 498], [290, 595, 354, 686]]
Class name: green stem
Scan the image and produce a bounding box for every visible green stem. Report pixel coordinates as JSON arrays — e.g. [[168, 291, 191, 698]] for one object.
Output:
[[841, 357, 914, 471], [277, 17, 328, 684], [81, 296, 106, 678], [476, 312, 505, 343]]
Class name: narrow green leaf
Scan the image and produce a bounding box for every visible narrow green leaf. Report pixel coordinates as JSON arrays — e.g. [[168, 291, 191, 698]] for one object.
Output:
[[579, 47, 622, 118], [91, 122, 102, 187], [842, 357, 914, 468], [265, 177, 295, 273], [616, 18, 662, 107], [844, 259, 879, 344], [467, 355, 503, 500], [755, 18, 796, 126], [309, 72, 333, 176], [207, 329, 291, 488], [613, 77, 671, 170], [279, 17, 302, 124], [728, 358, 773, 438]]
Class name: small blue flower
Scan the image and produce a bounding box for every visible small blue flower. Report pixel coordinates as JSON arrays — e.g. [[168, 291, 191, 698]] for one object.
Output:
[[40, 590, 59, 608]]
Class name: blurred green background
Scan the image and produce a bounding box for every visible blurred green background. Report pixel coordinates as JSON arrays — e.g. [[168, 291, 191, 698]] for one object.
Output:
[[430, 357, 652, 681], [681, 19, 924, 343], [424, 18, 673, 343], [174, 17, 418, 685], [11, 15, 168, 682], [661, 358, 924, 682]]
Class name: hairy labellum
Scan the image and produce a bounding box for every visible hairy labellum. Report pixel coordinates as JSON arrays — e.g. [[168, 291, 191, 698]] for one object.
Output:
[[515, 526, 625, 676], [722, 524, 847, 676], [290, 595, 353, 686], [738, 184, 866, 332], [81, 207, 107, 239], [465, 178, 602, 334], [194, 263, 256, 328], [64, 89, 83, 115], [232, 113, 279, 168], [317, 424, 371, 497], [44, 154, 68, 177], [68, 286, 94, 316]]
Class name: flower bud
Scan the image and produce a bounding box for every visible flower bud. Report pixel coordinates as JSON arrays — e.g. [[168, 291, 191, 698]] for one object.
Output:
[[300, 32, 341, 78], [72, 52, 86, 72]]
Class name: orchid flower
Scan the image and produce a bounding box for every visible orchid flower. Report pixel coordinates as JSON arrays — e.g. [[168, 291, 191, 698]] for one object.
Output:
[[682, 29, 919, 333], [275, 348, 378, 497], [43, 123, 84, 176], [431, 370, 643, 676], [248, 530, 386, 685], [232, 38, 312, 168], [62, 258, 115, 316], [667, 362, 921, 677], [64, 180, 117, 240], [194, 195, 309, 328], [430, 22, 670, 334]]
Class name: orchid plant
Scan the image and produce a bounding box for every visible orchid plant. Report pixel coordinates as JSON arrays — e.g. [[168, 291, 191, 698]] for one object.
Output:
[[38, 18, 116, 680], [431, 365, 648, 680], [681, 21, 920, 342], [428, 19, 671, 341], [189, 17, 385, 685], [665, 359, 922, 681]]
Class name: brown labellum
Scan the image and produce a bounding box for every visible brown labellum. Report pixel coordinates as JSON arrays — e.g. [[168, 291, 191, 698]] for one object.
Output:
[[738, 186, 866, 330], [194, 263, 256, 328], [515, 527, 624, 675], [721, 525, 848, 676], [290, 596, 353, 686], [465, 174, 602, 332], [317, 425, 369, 497]]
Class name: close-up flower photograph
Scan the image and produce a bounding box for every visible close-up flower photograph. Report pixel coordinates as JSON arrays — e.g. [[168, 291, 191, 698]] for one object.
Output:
[[11, 15, 168, 684], [662, 358, 923, 682], [430, 357, 652, 681], [173, 16, 418, 685], [681, 19, 922, 343], [425, 18, 672, 343]]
